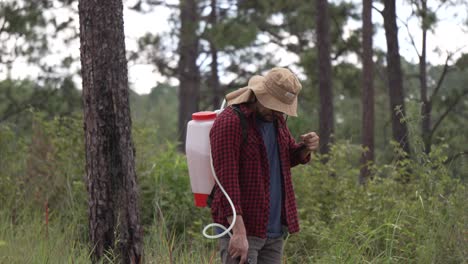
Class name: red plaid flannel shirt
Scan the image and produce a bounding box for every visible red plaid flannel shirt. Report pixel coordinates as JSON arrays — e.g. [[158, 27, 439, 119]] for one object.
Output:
[[209, 104, 311, 238]]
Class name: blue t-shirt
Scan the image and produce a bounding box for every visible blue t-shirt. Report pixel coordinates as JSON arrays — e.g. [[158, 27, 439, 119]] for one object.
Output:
[[256, 117, 283, 238]]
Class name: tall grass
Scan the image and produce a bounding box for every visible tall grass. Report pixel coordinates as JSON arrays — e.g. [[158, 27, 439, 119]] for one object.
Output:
[[0, 210, 219, 263], [0, 113, 466, 263], [143, 221, 219, 263], [0, 210, 90, 263]]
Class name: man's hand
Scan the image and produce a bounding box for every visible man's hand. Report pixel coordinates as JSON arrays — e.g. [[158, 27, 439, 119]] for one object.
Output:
[[228, 233, 249, 263], [298, 132, 319, 161], [227, 215, 248, 263], [300, 132, 320, 152]]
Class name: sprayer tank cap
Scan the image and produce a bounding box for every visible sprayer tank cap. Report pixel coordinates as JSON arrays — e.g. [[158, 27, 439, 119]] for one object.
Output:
[[192, 111, 216, 121]]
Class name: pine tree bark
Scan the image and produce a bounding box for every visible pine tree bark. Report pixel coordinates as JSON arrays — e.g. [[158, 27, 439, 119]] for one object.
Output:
[[316, 0, 334, 157], [360, 0, 374, 184], [210, 0, 221, 110], [78, 0, 142, 262], [383, 0, 411, 155], [178, 0, 200, 151], [418, 0, 431, 153]]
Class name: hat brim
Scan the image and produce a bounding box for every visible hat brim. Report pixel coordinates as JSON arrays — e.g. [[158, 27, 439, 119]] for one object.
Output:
[[225, 78, 298, 117], [225, 87, 255, 106], [251, 82, 298, 117]]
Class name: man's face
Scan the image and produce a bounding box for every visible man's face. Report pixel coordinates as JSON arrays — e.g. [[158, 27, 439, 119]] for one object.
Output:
[[255, 101, 281, 122]]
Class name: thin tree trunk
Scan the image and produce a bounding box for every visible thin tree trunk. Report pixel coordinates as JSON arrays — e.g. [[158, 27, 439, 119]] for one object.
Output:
[[383, 0, 411, 155], [178, 0, 200, 151], [316, 0, 334, 158], [78, 0, 142, 262], [210, 0, 221, 109], [419, 0, 431, 153], [360, 0, 374, 184]]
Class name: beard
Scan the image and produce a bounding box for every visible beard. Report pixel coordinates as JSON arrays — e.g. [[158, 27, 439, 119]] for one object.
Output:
[[255, 110, 276, 122]]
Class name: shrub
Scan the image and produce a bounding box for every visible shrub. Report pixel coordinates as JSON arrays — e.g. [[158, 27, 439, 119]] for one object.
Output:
[[286, 142, 466, 263]]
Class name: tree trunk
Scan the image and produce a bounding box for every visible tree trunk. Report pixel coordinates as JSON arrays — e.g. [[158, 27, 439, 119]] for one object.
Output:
[[210, 0, 221, 109], [360, 0, 374, 184], [316, 0, 334, 157], [419, 0, 431, 153], [178, 0, 200, 151], [78, 0, 142, 262], [383, 0, 411, 155]]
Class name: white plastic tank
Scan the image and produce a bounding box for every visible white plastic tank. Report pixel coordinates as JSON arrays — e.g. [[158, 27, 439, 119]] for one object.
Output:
[[186, 111, 217, 207]]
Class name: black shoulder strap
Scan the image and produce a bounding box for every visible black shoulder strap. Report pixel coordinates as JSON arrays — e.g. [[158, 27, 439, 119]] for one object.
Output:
[[207, 104, 248, 208], [231, 104, 248, 144]]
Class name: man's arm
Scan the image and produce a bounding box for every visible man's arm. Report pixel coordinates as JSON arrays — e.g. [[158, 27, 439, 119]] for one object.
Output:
[[209, 110, 244, 218], [211, 111, 249, 264], [287, 128, 320, 166]]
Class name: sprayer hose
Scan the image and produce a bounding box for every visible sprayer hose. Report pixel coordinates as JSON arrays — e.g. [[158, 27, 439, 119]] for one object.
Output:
[[202, 151, 235, 239]]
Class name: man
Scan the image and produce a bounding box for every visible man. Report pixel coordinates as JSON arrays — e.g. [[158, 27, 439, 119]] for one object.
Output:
[[209, 67, 319, 264]]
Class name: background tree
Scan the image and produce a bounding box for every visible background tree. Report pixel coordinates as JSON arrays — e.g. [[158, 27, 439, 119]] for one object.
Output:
[[383, 0, 411, 155], [316, 0, 334, 156], [236, 0, 359, 150], [402, 0, 468, 154], [0, 1, 79, 123], [0, 1, 48, 72], [208, 0, 221, 109], [78, 0, 142, 262], [177, 0, 201, 151], [414, 0, 431, 153], [360, 0, 374, 183]]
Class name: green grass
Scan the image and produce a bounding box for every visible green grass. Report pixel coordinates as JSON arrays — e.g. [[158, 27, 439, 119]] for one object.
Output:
[[0, 211, 90, 263], [0, 210, 220, 264], [0, 115, 466, 263], [1, 172, 465, 264]]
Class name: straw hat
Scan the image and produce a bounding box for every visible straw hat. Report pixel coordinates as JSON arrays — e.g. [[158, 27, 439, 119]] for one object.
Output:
[[225, 67, 302, 116]]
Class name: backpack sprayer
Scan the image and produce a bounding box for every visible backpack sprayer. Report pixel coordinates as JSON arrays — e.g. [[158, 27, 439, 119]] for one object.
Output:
[[185, 99, 236, 239]]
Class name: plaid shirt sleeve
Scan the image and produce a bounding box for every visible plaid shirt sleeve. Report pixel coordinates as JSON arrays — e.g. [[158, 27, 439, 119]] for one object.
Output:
[[209, 109, 243, 218], [281, 119, 311, 167]]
